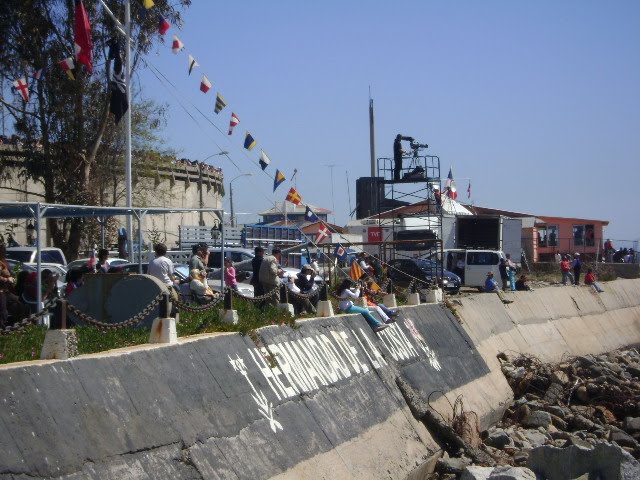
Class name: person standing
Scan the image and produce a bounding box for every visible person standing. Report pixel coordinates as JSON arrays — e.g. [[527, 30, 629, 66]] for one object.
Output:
[[506, 254, 517, 291], [189, 244, 207, 276], [259, 248, 283, 306], [251, 247, 265, 297], [498, 258, 509, 290], [96, 248, 110, 273], [148, 243, 178, 288], [393, 134, 412, 180], [573, 253, 582, 285], [560, 255, 575, 286], [224, 257, 239, 292]]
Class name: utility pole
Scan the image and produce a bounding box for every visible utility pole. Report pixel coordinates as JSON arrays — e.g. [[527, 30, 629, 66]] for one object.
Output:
[[325, 164, 337, 224], [369, 87, 376, 177], [124, 0, 133, 261]]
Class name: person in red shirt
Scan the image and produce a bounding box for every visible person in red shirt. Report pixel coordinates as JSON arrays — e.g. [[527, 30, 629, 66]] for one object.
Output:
[[560, 255, 575, 285], [584, 269, 596, 285]]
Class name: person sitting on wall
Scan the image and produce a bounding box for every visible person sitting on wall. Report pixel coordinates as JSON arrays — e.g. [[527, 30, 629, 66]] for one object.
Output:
[[584, 268, 605, 293], [285, 272, 316, 315], [484, 272, 513, 304], [363, 279, 398, 323], [336, 278, 388, 332], [189, 244, 207, 277], [515, 275, 531, 291], [189, 269, 215, 304]]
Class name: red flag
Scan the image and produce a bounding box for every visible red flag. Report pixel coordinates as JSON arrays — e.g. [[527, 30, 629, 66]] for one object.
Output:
[[314, 224, 330, 244], [445, 168, 458, 200], [59, 57, 76, 80], [12, 78, 29, 102], [228, 112, 239, 135], [171, 35, 184, 54], [158, 15, 170, 35], [285, 187, 302, 205], [74, 0, 93, 73], [200, 75, 212, 93]]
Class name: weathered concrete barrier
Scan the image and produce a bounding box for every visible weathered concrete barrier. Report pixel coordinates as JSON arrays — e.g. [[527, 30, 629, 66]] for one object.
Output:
[[0, 279, 639, 479]]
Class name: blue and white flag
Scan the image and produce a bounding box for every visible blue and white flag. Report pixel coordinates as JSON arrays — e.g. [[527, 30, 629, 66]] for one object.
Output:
[[334, 244, 347, 262], [305, 206, 319, 223]]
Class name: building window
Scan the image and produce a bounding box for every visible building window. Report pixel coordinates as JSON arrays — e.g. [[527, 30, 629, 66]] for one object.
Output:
[[572, 224, 595, 247], [537, 225, 558, 247]]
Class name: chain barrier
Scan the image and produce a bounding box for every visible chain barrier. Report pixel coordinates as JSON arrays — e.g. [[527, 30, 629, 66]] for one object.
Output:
[[0, 298, 59, 336], [287, 287, 320, 302], [67, 292, 164, 330], [173, 292, 225, 313], [231, 285, 279, 304]]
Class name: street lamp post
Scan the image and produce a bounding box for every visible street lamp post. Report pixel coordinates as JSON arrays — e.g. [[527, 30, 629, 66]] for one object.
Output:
[[198, 151, 228, 226], [229, 173, 253, 227]]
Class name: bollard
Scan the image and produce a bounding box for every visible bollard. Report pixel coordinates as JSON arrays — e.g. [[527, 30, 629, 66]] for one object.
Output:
[[320, 283, 329, 302], [224, 288, 233, 310], [149, 292, 177, 344], [316, 283, 334, 317], [222, 287, 238, 324], [277, 283, 295, 316], [382, 280, 397, 309], [41, 300, 78, 359]]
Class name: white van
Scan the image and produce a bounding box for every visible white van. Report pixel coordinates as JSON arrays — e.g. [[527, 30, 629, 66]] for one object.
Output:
[[6, 247, 67, 266], [437, 249, 506, 289]]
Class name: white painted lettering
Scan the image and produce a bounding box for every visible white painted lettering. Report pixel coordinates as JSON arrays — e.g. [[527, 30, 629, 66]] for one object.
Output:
[[319, 334, 352, 379], [354, 328, 387, 369], [247, 348, 294, 400], [278, 342, 314, 392], [332, 331, 369, 374], [303, 337, 340, 383], [294, 339, 330, 386]]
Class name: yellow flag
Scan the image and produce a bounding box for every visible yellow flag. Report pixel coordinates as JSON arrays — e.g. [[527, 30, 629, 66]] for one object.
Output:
[[143, 0, 155, 9]]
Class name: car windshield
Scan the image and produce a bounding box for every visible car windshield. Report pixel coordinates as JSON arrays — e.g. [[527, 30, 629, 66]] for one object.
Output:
[[175, 265, 189, 278], [6, 251, 32, 262], [414, 259, 440, 270]]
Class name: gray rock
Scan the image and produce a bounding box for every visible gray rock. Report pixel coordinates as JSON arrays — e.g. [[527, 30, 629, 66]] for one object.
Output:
[[550, 370, 569, 384], [610, 428, 640, 449], [513, 450, 529, 465], [549, 414, 567, 430], [626, 363, 640, 377], [570, 414, 597, 431], [545, 405, 568, 419], [575, 385, 589, 403], [563, 436, 592, 449], [488, 465, 536, 479], [601, 361, 623, 373], [485, 430, 513, 449], [527, 442, 640, 480], [437, 456, 472, 474], [523, 410, 552, 429], [460, 466, 493, 480], [624, 416, 640, 432], [521, 428, 549, 447]]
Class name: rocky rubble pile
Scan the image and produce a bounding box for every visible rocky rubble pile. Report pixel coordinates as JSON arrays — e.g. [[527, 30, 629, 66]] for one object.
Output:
[[429, 348, 640, 479]]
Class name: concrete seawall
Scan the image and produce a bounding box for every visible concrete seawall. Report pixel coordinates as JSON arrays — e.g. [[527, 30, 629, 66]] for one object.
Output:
[[1, 279, 639, 479]]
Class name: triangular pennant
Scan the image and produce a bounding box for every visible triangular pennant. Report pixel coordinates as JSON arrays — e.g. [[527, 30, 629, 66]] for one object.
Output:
[[228, 112, 239, 135], [172, 35, 184, 54], [273, 169, 285, 192], [187, 54, 199, 75], [259, 150, 271, 170], [244, 131, 257, 151], [200, 75, 212, 93], [158, 15, 170, 35], [214, 92, 226, 114], [58, 57, 76, 80]]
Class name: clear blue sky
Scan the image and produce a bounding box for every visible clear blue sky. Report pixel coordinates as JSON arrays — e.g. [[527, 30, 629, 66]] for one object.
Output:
[[137, 0, 639, 244]]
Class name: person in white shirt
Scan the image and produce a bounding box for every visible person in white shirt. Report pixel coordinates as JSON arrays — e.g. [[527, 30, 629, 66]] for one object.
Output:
[[148, 243, 177, 287], [336, 279, 388, 332]]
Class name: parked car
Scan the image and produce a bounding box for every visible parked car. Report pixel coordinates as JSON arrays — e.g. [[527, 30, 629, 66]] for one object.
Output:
[[6, 247, 67, 266], [66, 257, 129, 271], [387, 258, 461, 294]]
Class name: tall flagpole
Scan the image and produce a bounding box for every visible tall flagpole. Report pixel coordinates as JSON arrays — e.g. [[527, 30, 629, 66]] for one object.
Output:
[[124, 0, 133, 260], [369, 87, 376, 177]]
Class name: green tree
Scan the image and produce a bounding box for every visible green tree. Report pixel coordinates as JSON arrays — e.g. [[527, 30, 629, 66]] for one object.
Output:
[[0, 0, 190, 260]]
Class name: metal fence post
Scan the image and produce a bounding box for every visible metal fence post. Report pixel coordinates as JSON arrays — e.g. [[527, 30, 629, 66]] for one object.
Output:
[[320, 283, 328, 302], [279, 284, 288, 304], [159, 292, 169, 318], [386, 279, 393, 294]]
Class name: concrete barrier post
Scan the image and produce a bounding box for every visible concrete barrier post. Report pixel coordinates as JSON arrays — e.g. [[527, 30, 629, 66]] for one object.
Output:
[[317, 283, 334, 317], [277, 284, 295, 316], [149, 293, 178, 344], [222, 288, 239, 324], [424, 288, 443, 303], [40, 300, 79, 360]]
